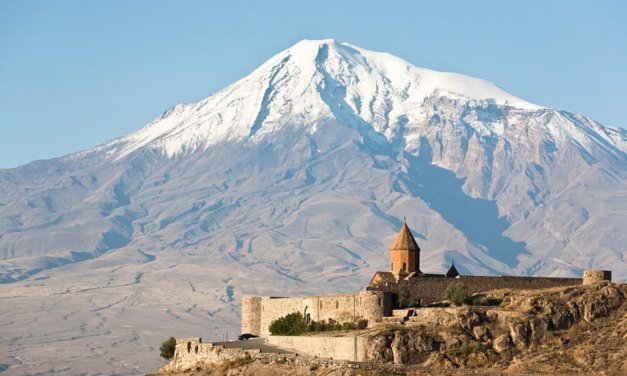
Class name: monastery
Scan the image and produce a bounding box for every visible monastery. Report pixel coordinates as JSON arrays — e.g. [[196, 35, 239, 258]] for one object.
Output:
[[242, 221, 611, 337], [161, 221, 614, 372]]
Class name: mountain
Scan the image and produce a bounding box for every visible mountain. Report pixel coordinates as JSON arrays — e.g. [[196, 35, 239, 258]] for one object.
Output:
[[0, 39, 625, 374]]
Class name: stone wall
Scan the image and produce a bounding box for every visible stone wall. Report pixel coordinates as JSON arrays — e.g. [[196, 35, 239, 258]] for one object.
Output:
[[257, 297, 302, 337], [161, 335, 369, 372], [241, 271, 593, 338], [160, 338, 252, 373], [267, 335, 368, 361], [360, 290, 392, 323], [393, 275, 583, 305], [583, 270, 612, 285], [161, 336, 419, 373], [241, 297, 261, 335], [242, 290, 392, 337]]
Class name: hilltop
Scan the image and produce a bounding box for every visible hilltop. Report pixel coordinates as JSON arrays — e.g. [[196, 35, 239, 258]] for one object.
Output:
[[157, 282, 626, 375]]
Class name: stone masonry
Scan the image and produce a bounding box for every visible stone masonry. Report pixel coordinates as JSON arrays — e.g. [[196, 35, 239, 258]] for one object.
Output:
[[583, 270, 612, 285], [242, 290, 391, 337]]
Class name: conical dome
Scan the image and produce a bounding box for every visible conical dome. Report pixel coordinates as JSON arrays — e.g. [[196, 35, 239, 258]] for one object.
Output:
[[389, 222, 421, 252], [446, 262, 460, 278]]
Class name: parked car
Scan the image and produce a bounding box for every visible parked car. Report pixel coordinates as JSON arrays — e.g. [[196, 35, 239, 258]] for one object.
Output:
[[237, 333, 258, 340]]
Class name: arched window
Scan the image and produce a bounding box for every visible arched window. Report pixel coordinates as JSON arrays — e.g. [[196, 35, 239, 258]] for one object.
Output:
[[391, 262, 393, 270], [335, 301, 339, 309], [402, 262, 407, 271]]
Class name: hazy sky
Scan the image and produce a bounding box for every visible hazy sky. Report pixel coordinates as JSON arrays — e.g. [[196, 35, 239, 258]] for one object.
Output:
[[1, 0, 625, 168]]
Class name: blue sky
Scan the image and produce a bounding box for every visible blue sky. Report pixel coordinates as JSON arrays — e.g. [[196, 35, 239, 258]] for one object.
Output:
[[0, 0, 625, 168]]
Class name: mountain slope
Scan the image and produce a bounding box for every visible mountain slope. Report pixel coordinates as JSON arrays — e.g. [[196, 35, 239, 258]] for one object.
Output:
[[0, 39, 625, 374]]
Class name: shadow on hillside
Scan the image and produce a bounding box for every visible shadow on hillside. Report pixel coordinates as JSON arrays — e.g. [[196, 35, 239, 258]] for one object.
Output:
[[401, 139, 529, 269]]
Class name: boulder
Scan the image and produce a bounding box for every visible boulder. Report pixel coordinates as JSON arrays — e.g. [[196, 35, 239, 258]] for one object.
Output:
[[508, 321, 530, 348], [493, 335, 512, 353], [529, 317, 549, 344], [456, 309, 484, 331], [472, 325, 492, 341]]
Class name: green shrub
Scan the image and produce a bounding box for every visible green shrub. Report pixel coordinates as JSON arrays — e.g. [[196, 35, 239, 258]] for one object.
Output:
[[306, 319, 367, 332], [315, 320, 327, 332], [341, 322, 356, 331], [159, 337, 177, 360], [444, 281, 470, 306], [307, 320, 320, 332], [269, 312, 308, 335], [278, 316, 368, 334]]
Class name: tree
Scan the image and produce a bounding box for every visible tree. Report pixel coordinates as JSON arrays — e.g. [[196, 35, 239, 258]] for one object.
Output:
[[397, 287, 411, 308], [395, 284, 418, 308], [160, 337, 177, 360], [444, 281, 469, 306], [268, 312, 308, 335]]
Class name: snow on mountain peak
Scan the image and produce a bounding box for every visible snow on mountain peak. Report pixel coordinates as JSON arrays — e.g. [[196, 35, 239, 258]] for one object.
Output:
[[104, 39, 543, 159]]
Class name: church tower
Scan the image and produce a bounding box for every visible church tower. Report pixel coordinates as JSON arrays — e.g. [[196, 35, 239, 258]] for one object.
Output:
[[389, 220, 421, 277]]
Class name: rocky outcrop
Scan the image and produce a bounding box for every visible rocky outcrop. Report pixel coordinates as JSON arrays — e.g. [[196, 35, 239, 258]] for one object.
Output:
[[158, 283, 626, 375], [501, 282, 624, 348], [160, 338, 255, 373], [363, 283, 626, 371]]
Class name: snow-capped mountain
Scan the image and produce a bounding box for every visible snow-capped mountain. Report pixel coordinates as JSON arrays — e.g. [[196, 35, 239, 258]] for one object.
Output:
[[97, 39, 540, 159], [0, 39, 625, 374]]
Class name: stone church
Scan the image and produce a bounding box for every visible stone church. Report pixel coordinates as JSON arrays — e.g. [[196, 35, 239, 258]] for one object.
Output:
[[241, 221, 608, 337], [368, 220, 459, 288]]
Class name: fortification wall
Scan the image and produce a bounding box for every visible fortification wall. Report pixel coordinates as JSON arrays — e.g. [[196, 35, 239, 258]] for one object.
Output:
[[583, 270, 612, 285], [308, 294, 358, 323], [241, 297, 262, 335], [257, 296, 303, 337], [242, 273, 585, 338], [162, 336, 388, 372], [404, 275, 582, 305], [268, 335, 368, 361], [242, 291, 392, 337], [359, 290, 392, 323]]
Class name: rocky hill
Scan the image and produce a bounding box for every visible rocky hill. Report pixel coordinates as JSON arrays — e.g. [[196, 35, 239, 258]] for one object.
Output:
[[365, 282, 626, 374], [158, 282, 626, 375]]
